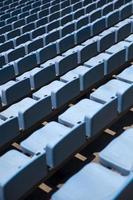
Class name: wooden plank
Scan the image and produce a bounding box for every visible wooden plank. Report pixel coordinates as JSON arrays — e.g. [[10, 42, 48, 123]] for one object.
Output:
[[38, 183, 52, 193], [104, 128, 116, 136], [75, 153, 87, 162], [93, 152, 99, 163], [12, 142, 21, 150]]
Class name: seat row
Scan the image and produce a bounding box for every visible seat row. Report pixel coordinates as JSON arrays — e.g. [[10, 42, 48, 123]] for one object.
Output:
[[0, 0, 76, 22], [0, 1, 131, 57], [0, 0, 46, 15], [0, 64, 132, 200], [59, 66, 133, 137], [0, 54, 132, 151], [0, 0, 71, 15], [0, 0, 80, 11], [0, 0, 116, 41], [0, 6, 132, 91], [0, 2, 131, 71], [0, 0, 94, 28], [52, 128, 133, 200], [0, 0, 35, 12], [0, 0, 82, 33], [1, 0, 132, 49], [0, 0, 114, 54], [0, 16, 132, 111]]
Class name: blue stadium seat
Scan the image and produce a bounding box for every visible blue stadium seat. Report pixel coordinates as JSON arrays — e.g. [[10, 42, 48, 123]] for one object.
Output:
[[25, 37, 44, 54], [106, 10, 119, 28], [0, 35, 6, 44], [33, 77, 80, 109], [102, 2, 113, 16], [36, 42, 57, 64], [35, 16, 48, 28], [89, 8, 102, 22], [0, 115, 19, 147], [0, 24, 12, 35], [105, 43, 126, 74], [38, 8, 49, 18], [115, 20, 132, 42], [61, 6, 71, 16], [0, 21, 5, 27], [32, 1, 41, 9], [15, 33, 30, 47], [97, 0, 107, 7], [61, 12, 73, 25], [73, 8, 85, 19], [12, 18, 25, 29], [5, 28, 21, 41], [0, 64, 15, 85], [50, 4, 60, 13], [91, 17, 106, 36], [75, 24, 91, 45], [98, 28, 116, 52], [85, 2, 96, 13], [119, 2, 133, 20], [0, 40, 14, 54], [52, 163, 132, 200], [115, 40, 133, 62], [99, 128, 133, 175], [0, 13, 10, 21], [0, 55, 6, 67], [46, 19, 60, 32], [57, 33, 75, 53], [30, 25, 46, 39], [75, 15, 89, 30], [126, 34, 133, 43], [117, 65, 133, 84], [18, 11, 29, 20], [125, 35, 133, 58], [21, 5, 31, 12], [44, 29, 60, 45], [84, 52, 105, 75], [6, 46, 25, 63], [72, 1, 83, 12], [20, 121, 85, 167], [48, 50, 78, 76], [0, 150, 47, 200], [61, 64, 104, 91], [25, 13, 38, 23], [1, 96, 52, 130], [49, 11, 60, 21], [90, 79, 133, 113], [11, 8, 21, 17], [6, 16, 18, 25], [59, 98, 117, 137], [21, 22, 35, 34], [18, 63, 56, 90], [61, 0, 70, 9], [13, 52, 37, 75], [0, 78, 31, 106], [78, 36, 98, 63]]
